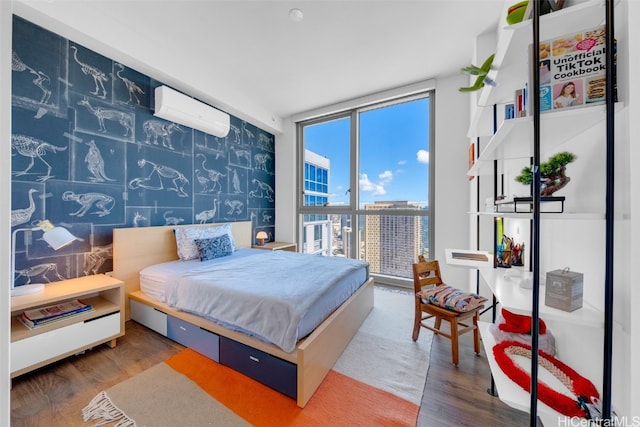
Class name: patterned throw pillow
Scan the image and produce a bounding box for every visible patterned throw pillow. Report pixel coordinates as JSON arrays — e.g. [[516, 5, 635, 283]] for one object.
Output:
[[174, 224, 235, 261], [194, 234, 234, 261]]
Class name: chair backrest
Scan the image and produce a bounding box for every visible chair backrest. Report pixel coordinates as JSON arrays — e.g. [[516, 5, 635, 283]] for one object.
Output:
[[412, 259, 444, 294]]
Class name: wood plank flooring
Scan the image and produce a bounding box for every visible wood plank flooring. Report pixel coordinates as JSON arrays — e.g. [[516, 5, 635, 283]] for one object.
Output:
[[11, 319, 529, 426], [417, 327, 529, 426]]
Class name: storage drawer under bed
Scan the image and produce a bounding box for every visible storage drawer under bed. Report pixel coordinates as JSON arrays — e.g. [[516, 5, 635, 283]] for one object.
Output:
[[167, 315, 220, 362], [219, 336, 297, 399], [129, 298, 295, 398], [130, 299, 167, 336]]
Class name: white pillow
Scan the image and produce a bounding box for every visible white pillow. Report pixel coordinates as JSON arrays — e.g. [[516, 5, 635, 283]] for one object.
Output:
[[174, 224, 235, 261]]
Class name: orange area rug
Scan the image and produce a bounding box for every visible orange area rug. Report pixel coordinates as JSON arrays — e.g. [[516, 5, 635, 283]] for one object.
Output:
[[83, 288, 428, 426], [166, 348, 419, 426]]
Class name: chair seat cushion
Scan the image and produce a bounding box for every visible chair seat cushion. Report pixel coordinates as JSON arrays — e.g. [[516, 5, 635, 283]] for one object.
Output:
[[418, 285, 487, 313]]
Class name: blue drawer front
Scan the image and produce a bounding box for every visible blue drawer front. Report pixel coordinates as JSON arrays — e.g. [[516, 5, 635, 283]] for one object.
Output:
[[219, 336, 297, 399], [167, 316, 219, 362]]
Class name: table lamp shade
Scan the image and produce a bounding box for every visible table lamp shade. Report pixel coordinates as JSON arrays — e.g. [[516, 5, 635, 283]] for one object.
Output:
[[41, 225, 77, 250], [11, 220, 78, 296], [256, 231, 268, 245]]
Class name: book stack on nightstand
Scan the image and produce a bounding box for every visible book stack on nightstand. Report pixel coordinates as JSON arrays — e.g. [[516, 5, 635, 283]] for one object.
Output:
[[252, 241, 297, 252], [18, 299, 94, 329]]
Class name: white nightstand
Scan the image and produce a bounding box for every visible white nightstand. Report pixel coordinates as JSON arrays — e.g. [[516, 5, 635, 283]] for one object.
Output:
[[252, 241, 297, 252], [10, 274, 125, 378]]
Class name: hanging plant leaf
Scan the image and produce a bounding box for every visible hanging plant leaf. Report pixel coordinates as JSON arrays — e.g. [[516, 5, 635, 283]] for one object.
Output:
[[459, 54, 495, 92], [459, 76, 486, 92], [461, 65, 486, 76]]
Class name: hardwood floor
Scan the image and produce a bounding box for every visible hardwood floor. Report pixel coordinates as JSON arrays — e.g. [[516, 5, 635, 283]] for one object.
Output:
[[417, 327, 529, 426], [10, 321, 183, 427], [11, 319, 528, 426]]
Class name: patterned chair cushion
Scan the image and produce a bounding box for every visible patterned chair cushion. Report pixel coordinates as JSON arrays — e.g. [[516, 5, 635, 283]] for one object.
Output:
[[417, 284, 487, 313]]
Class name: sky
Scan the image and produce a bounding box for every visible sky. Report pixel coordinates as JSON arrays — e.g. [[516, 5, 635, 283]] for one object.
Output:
[[304, 96, 430, 208]]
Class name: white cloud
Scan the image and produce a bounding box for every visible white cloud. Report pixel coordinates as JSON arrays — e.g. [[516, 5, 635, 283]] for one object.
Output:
[[398, 160, 407, 166], [360, 173, 387, 196], [378, 170, 393, 184], [417, 150, 429, 164]]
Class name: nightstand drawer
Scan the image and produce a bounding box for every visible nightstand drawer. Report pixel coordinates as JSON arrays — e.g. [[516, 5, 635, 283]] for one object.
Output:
[[167, 316, 220, 362], [219, 336, 296, 398], [11, 312, 120, 374], [130, 299, 167, 336]]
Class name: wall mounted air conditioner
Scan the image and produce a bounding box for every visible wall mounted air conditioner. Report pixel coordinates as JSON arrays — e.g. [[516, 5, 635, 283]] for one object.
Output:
[[154, 85, 230, 138]]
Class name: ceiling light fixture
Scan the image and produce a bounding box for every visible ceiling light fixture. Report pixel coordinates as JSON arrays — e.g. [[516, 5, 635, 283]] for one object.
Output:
[[289, 8, 304, 22]]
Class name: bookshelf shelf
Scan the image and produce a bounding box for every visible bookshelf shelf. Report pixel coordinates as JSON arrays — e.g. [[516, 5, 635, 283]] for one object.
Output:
[[469, 211, 605, 220], [468, 103, 621, 177], [478, 267, 602, 327]]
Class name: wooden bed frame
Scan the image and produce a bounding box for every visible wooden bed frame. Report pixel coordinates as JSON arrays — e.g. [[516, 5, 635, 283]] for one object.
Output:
[[112, 221, 374, 407]]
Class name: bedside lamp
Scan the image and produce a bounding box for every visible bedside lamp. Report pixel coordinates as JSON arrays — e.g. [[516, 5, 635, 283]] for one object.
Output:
[[11, 220, 78, 297], [256, 231, 268, 246]]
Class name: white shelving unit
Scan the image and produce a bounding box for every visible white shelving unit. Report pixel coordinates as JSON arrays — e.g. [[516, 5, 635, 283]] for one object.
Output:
[[467, 0, 617, 424]]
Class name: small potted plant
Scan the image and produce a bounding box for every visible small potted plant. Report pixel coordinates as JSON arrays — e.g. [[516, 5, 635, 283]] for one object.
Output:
[[515, 151, 576, 196]]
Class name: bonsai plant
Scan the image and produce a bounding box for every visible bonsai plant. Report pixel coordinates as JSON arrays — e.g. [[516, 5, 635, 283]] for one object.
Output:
[[515, 151, 576, 196]]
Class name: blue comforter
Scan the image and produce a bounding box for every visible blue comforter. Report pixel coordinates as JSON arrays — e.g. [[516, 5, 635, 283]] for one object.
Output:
[[166, 251, 368, 352]]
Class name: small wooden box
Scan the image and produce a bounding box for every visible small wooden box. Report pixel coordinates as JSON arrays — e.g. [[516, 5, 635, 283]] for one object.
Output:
[[545, 268, 583, 312]]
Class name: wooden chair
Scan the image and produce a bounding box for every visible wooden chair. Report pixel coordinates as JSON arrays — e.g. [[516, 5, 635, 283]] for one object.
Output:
[[412, 258, 483, 366]]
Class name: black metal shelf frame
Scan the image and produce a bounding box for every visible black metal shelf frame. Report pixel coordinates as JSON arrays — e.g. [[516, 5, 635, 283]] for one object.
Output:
[[527, 1, 616, 425], [478, 2, 616, 424]]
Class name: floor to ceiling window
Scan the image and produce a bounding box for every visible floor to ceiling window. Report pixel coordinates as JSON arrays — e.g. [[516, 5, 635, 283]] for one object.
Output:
[[297, 92, 433, 283]]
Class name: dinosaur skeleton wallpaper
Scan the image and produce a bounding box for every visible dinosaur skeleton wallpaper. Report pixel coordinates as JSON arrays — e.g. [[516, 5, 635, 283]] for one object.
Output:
[[10, 16, 276, 287]]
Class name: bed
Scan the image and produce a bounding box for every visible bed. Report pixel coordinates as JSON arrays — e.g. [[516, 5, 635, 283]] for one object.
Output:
[[112, 221, 374, 407]]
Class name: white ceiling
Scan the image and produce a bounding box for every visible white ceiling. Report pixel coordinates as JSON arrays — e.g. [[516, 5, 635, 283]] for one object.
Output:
[[14, 0, 506, 131]]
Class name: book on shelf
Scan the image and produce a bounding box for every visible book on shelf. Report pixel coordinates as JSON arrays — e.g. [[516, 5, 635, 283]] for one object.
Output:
[[20, 299, 94, 329], [504, 103, 515, 120], [533, 25, 611, 113], [18, 308, 94, 329], [514, 88, 527, 118], [510, 81, 531, 119]]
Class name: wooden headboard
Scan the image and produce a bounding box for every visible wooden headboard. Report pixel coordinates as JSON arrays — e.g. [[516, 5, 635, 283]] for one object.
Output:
[[112, 221, 252, 319]]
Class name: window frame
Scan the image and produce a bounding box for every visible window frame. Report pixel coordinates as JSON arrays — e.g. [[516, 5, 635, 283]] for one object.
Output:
[[295, 90, 435, 285]]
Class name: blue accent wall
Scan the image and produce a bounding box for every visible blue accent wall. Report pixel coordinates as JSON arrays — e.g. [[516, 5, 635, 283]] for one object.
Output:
[[11, 16, 275, 287]]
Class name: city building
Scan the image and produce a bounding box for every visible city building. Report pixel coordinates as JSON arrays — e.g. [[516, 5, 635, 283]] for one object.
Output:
[[364, 201, 422, 278], [302, 149, 331, 255]]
